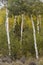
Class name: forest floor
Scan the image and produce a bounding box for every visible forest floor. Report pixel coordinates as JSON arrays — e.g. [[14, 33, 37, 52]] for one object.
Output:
[[0, 57, 43, 65]]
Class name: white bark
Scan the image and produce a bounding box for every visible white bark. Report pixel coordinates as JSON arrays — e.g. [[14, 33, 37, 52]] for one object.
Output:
[[37, 15, 41, 34], [37, 15, 40, 34], [31, 15, 39, 59], [39, 15, 41, 30], [13, 16, 17, 29], [21, 14, 24, 42], [5, 8, 11, 56], [20, 14, 24, 49]]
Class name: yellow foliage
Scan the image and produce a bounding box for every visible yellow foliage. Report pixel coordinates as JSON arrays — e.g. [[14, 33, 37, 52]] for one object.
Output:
[[0, 8, 35, 29], [9, 15, 32, 29], [9, 16, 14, 29], [17, 15, 21, 24], [0, 8, 6, 25], [25, 15, 32, 28], [33, 15, 36, 21]]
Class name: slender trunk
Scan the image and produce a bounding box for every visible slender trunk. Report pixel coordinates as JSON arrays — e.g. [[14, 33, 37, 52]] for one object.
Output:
[[20, 14, 24, 49], [37, 15, 40, 34], [13, 16, 17, 29], [39, 15, 41, 31], [37, 15, 41, 34], [5, 8, 11, 56], [31, 15, 39, 59]]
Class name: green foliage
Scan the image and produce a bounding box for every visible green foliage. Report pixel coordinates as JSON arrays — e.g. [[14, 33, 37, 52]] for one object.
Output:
[[0, 0, 43, 59], [0, 24, 8, 56]]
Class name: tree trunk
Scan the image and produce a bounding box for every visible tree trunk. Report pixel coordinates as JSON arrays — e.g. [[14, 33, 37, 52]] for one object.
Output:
[[5, 8, 11, 56], [13, 16, 17, 29], [20, 14, 24, 49], [39, 15, 41, 31], [37, 15, 40, 34], [37, 15, 41, 34], [31, 15, 39, 59]]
